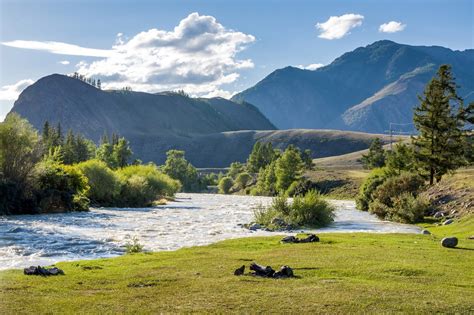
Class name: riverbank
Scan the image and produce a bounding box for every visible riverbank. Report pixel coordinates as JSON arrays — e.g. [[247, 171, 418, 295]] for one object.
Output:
[[1, 216, 473, 314]]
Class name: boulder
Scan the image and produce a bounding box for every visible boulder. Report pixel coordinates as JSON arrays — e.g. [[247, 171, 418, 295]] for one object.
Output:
[[234, 265, 245, 276], [433, 211, 444, 218], [249, 262, 275, 277], [300, 234, 319, 243], [274, 265, 294, 278], [443, 219, 454, 226], [249, 223, 261, 231], [441, 237, 458, 248], [281, 236, 298, 243], [421, 230, 431, 235], [24, 265, 65, 276]]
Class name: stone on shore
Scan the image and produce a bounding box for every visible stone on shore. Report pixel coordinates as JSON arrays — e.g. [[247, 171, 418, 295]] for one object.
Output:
[[441, 237, 458, 248]]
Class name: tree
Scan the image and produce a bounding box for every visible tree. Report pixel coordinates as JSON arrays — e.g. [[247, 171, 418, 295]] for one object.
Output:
[[0, 113, 41, 186], [246, 142, 277, 173], [235, 172, 252, 190], [275, 145, 304, 193], [385, 142, 415, 175], [361, 138, 385, 169], [412, 64, 467, 184], [97, 79, 101, 90], [162, 150, 199, 192], [96, 137, 116, 168], [228, 162, 244, 179], [218, 176, 233, 194], [301, 149, 313, 170], [112, 137, 133, 168]]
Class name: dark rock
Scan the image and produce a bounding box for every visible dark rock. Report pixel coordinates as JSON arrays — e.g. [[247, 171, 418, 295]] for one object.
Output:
[[441, 237, 458, 248], [443, 219, 454, 225], [300, 234, 319, 243], [468, 235, 474, 240], [250, 262, 275, 277], [421, 230, 431, 235], [274, 265, 294, 278], [281, 236, 298, 243], [234, 265, 245, 276], [23, 265, 64, 276], [249, 223, 261, 231]]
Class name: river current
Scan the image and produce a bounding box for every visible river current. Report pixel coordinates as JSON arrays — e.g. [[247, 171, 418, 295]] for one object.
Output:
[[0, 193, 420, 270]]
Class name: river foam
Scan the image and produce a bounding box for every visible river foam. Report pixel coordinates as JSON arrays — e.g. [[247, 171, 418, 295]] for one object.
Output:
[[0, 193, 420, 270]]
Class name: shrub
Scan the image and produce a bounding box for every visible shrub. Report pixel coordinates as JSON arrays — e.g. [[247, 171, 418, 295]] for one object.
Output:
[[235, 172, 252, 190], [218, 176, 233, 194], [76, 159, 121, 205], [368, 173, 427, 223], [290, 190, 335, 227], [356, 168, 390, 211], [34, 160, 90, 212], [286, 178, 314, 197], [254, 190, 335, 228], [116, 164, 180, 207], [125, 236, 144, 254], [371, 173, 425, 208]]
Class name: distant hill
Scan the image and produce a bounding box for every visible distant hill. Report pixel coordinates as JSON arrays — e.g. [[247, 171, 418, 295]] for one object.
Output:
[[232, 40, 474, 133], [10, 74, 275, 141], [8, 74, 394, 167], [127, 129, 394, 167]]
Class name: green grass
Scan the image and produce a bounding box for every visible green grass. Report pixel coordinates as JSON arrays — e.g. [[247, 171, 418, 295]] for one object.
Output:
[[1, 217, 473, 314]]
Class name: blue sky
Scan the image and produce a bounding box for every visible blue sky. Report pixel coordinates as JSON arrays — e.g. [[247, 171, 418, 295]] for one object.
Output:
[[0, 0, 473, 120]]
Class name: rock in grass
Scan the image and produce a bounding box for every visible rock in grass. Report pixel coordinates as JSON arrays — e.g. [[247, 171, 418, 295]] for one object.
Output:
[[443, 219, 454, 225], [281, 235, 298, 243], [433, 211, 444, 218], [23, 266, 64, 276], [441, 237, 458, 248], [421, 230, 431, 235], [274, 265, 294, 278], [234, 265, 245, 276], [250, 262, 275, 277], [468, 235, 474, 240], [249, 223, 261, 231], [300, 234, 319, 243]]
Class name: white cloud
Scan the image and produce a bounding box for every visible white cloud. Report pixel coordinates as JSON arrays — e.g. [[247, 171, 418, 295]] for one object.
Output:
[[316, 13, 364, 40], [201, 89, 235, 99], [75, 12, 255, 96], [379, 21, 406, 33], [2, 40, 112, 57], [59, 60, 70, 65], [296, 63, 324, 70], [0, 79, 34, 101], [2, 13, 255, 98]]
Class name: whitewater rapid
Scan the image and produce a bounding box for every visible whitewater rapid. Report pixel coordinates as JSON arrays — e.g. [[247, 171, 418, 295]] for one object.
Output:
[[0, 193, 420, 270]]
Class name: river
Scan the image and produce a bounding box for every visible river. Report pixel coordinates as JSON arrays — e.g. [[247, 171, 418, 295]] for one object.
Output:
[[0, 193, 420, 270]]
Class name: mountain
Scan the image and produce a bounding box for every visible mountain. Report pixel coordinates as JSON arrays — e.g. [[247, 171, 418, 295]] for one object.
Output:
[[232, 40, 474, 133], [8, 74, 393, 167], [11, 74, 275, 141]]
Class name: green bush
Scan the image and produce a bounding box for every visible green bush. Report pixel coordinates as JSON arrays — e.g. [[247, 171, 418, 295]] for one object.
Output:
[[371, 173, 425, 208], [290, 190, 336, 227], [254, 190, 335, 229], [368, 173, 427, 223], [370, 192, 429, 223], [125, 236, 144, 254], [235, 172, 252, 190], [218, 176, 233, 194], [76, 159, 121, 205], [34, 160, 90, 212], [116, 164, 180, 207], [356, 168, 390, 211]]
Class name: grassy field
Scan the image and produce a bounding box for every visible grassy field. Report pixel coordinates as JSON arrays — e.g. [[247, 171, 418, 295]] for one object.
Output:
[[1, 216, 473, 314]]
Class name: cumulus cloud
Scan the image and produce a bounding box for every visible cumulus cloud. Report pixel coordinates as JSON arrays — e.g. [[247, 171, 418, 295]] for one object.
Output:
[[75, 12, 254, 97], [316, 13, 364, 40], [296, 63, 324, 70], [379, 21, 406, 33], [2, 40, 112, 57], [59, 60, 70, 65], [0, 79, 34, 101]]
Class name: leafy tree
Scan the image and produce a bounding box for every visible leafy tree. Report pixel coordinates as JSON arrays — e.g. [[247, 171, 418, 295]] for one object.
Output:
[[228, 162, 245, 179], [301, 149, 314, 170], [76, 159, 121, 205], [361, 138, 385, 169], [235, 172, 252, 190], [218, 176, 233, 194], [162, 150, 200, 192], [112, 137, 133, 168], [254, 161, 277, 196], [275, 145, 304, 193], [0, 113, 41, 186], [385, 142, 415, 175], [96, 137, 116, 168], [246, 142, 278, 173], [412, 64, 467, 184]]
